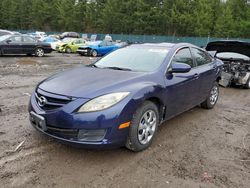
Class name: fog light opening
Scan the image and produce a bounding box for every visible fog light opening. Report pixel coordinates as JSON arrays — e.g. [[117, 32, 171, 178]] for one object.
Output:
[[78, 129, 106, 142]]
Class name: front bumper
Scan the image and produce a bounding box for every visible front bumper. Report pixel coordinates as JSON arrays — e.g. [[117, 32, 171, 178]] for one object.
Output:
[[29, 89, 134, 149]]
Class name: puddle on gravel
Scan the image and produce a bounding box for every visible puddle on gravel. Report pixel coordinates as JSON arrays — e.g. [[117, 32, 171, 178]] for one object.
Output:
[[16, 59, 40, 65]]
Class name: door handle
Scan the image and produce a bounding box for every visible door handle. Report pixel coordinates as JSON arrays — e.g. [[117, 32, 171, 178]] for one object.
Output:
[[193, 73, 199, 78]]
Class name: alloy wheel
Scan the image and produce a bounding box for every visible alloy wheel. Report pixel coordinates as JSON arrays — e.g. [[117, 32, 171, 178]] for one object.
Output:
[[210, 85, 218, 105], [36, 48, 44, 57], [138, 110, 157, 145], [92, 50, 97, 57]]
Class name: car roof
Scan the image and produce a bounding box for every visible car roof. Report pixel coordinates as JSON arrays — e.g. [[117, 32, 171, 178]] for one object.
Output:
[[0, 29, 13, 33]]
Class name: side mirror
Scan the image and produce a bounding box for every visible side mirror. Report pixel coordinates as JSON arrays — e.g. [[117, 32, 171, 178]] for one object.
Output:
[[6, 39, 12, 44], [169, 62, 191, 73]]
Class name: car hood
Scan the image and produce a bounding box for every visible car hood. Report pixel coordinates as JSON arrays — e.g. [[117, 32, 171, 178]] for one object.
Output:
[[206, 41, 250, 58], [38, 67, 147, 98]]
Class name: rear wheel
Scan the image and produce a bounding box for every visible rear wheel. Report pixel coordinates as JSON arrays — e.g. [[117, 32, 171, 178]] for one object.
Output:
[[201, 82, 219, 109], [126, 101, 159, 152], [35, 48, 44, 57], [244, 77, 250, 89], [91, 49, 98, 57]]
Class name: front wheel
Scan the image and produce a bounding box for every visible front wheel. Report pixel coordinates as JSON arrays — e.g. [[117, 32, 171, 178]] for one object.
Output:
[[91, 49, 98, 57], [126, 101, 159, 152], [35, 48, 44, 57], [201, 82, 219, 109], [65, 47, 72, 53]]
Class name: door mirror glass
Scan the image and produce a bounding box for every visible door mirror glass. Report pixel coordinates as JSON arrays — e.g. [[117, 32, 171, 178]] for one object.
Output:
[[169, 63, 191, 73]]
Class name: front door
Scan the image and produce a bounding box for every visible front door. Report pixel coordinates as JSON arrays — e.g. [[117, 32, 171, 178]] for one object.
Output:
[[2, 36, 23, 54], [163, 47, 200, 119]]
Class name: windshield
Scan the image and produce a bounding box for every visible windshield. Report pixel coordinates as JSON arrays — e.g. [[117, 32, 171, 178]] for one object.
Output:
[[216, 52, 250, 61], [94, 47, 169, 72], [0, 35, 10, 42]]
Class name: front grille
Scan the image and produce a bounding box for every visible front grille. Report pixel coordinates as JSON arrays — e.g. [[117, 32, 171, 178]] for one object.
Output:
[[35, 90, 72, 111]]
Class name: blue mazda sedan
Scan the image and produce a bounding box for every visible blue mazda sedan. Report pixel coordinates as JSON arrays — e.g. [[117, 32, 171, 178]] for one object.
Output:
[[29, 43, 223, 151]]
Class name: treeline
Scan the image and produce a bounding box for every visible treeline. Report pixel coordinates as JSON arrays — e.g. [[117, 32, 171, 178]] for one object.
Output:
[[0, 0, 250, 38]]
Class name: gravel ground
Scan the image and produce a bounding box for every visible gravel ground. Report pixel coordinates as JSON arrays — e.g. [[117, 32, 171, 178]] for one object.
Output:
[[0, 52, 250, 188]]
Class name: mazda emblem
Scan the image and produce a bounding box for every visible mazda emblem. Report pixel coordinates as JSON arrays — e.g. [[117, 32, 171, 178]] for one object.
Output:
[[38, 96, 47, 107]]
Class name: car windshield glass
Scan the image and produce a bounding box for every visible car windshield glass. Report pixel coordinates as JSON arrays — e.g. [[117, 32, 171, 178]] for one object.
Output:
[[216, 52, 250, 60], [0, 35, 11, 42], [95, 47, 169, 72]]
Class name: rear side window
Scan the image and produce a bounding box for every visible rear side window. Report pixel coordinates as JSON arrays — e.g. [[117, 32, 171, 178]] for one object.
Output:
[[23, 36, 36, 43], [0, 31, 9, 36], [191, 48, 212, 66], [9, 36, 22, 43], [172, 48, 195, 68]]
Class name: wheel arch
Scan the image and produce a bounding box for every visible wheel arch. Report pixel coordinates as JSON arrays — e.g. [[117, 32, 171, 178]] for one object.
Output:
[[145, 97, 166, 123]]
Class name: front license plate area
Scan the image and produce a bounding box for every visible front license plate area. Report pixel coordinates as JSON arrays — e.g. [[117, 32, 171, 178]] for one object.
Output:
[[30, 111, 47, 131]]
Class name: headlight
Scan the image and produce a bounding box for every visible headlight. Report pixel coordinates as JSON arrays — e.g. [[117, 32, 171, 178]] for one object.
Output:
[[78, 92, 130, 112]]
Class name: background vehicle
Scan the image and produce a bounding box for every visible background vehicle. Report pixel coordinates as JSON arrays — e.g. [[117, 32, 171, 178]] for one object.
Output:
[[56, 38, 87, 53], [0, 34, 52, 57], [59, 32, 80, 39], [77, 40, 127, 57], [29, 43, 223, 151], [41, 37, 62, 50], [27, 31, 47, 40], [206, 41, 250, 89], [0, 29, 21, 36]]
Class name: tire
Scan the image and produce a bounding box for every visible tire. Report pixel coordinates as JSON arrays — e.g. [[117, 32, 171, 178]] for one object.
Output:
[[91, 49, 98, 57], [65, 47, 72, 53], [126, 101, 159, 152], [201, 82, 219, 109], [244, 77, 250, 89], [35, 48, 44, 57]]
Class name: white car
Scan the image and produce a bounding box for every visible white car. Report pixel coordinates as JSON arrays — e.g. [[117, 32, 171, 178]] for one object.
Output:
[[41, 37, 62, 50]]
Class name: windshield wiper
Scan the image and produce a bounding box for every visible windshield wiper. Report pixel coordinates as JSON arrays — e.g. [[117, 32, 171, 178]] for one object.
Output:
[[104, 66, 132, 71], [86, 64, 99, 68]]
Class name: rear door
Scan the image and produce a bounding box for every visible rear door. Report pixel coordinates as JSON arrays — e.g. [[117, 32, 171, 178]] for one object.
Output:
[[190, 48, 217, 102], [1, 36, 23, 54], [164, 47, 200, 119], [22, 36, 37, 54]]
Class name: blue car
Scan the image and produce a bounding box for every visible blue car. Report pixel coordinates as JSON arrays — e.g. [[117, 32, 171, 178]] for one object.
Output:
[[29, 43, 223, 151], [77, 40, 126, 57]]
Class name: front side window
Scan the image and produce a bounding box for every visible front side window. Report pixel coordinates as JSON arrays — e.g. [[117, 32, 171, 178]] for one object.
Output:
[[9, 36, 22, 43], [172, 48, 194, 68], [191, 48, 212, 66]]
